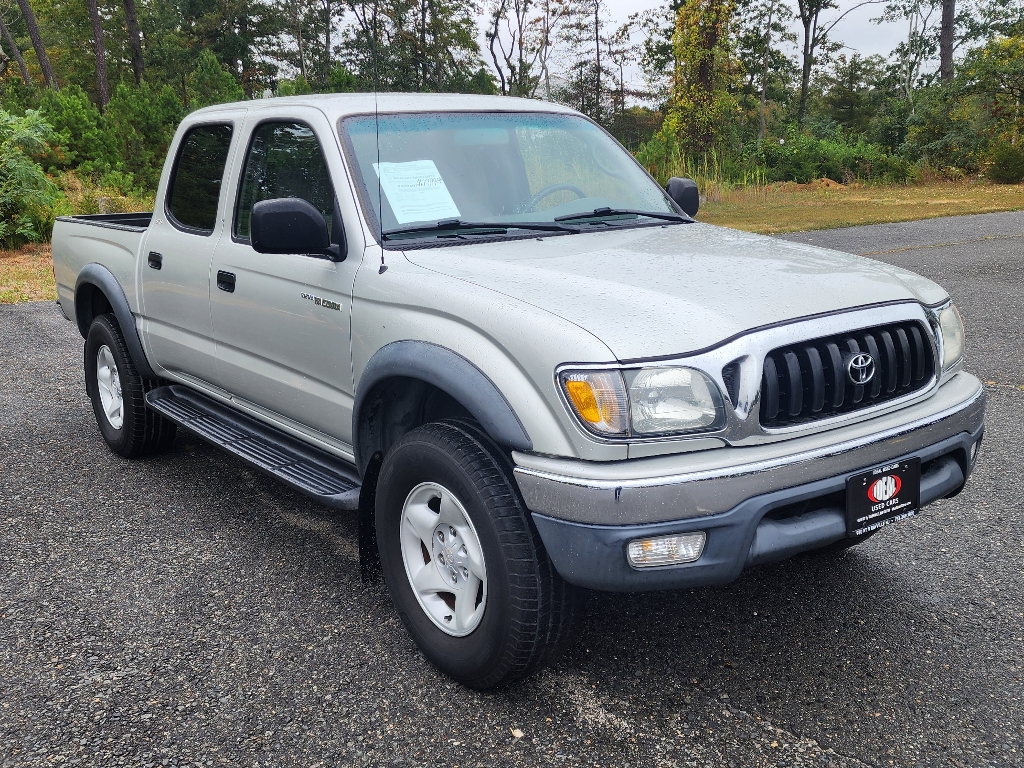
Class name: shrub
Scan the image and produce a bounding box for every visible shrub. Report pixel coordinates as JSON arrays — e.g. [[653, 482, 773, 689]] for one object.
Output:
[[277, 76, 313, 97], [326, 64, 361, 92], [748, 133, 915, 184], [903, 85, 988, 174], [187, 49, 245, 110], [634, 137, 768, 198], [0, 109, 60, 247], [105, 82, 184, 192], [986, 141, 1024, 183], [57, 171, 155, 216], [636, 128, 913, 190], [37, 85, 115, 173]]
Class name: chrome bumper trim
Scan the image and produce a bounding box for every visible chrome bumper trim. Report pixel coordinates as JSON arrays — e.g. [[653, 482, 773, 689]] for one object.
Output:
[[514, 375, 985, 526]]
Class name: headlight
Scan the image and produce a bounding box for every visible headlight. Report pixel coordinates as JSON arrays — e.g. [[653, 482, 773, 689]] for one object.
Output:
[[627, 367, 722, 434], [559, 366, 724, 438], [937, 303, 965, 369]]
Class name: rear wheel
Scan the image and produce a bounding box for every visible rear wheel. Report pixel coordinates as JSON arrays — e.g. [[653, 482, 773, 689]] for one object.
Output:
[[84, 314, 176, 458], [376, 420, 579, 689]]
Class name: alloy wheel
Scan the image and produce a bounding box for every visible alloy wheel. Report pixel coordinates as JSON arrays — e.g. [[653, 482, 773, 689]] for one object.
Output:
[[95, 345, 124, 430], [399, 481, 487, 636]]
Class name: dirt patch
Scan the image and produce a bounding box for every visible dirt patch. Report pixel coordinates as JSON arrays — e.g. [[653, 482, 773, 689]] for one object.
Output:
[[0, 244, 56, 304]]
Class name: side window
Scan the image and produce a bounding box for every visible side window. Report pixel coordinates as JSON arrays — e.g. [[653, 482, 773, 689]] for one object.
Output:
[[235, 122, 335, 241], [166, 124, 233, 233]]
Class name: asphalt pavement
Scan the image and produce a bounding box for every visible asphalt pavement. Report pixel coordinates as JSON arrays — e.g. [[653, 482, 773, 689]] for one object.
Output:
[[2, 210, 1022, 767]]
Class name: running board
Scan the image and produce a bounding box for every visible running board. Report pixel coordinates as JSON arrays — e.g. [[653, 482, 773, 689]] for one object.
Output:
[[145, 385, 361, 510]]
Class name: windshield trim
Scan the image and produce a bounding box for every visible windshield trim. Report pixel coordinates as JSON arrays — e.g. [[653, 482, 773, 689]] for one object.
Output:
[[336, 109, 682, 250]]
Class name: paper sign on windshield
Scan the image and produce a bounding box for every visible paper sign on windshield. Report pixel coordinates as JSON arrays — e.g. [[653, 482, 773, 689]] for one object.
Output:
[[373, 160, 461, 224]]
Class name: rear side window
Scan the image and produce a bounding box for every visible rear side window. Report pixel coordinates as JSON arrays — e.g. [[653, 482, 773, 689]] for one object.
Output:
[[234, 122, 335, 241], [166, 124, 233, 233]]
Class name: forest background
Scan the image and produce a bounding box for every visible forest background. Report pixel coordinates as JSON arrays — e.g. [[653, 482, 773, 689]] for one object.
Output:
[[0, 0, 1022, 249]]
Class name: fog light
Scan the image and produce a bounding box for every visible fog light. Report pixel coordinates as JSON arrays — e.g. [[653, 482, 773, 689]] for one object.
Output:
[[627, 532, 706, 568]]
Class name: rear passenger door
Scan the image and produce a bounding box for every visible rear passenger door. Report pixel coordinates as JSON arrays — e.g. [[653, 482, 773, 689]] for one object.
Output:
[[210, 109, 363, 450], [140, 118, 239, 383]]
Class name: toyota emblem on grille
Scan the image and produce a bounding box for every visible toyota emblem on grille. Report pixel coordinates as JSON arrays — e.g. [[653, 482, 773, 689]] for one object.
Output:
[[846, 353, 875, 385]]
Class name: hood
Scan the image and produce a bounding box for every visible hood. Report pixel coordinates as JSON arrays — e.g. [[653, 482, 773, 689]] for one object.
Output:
[[403, 223, 947, 361]]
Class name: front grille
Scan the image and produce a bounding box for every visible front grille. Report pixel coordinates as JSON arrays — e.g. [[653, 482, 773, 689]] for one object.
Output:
[[759, 321, 934, 428]]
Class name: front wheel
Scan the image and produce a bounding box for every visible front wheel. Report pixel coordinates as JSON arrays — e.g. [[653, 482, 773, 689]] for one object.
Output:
[[376, 420, 578, 689]]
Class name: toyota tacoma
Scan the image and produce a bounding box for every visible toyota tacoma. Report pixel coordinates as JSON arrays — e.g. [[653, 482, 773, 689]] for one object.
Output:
[[51, 94, 984, 689]]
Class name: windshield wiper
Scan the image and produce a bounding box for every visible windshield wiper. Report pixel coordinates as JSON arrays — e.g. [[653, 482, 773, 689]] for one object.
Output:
[[554, 207, 691, 224], [382, 218, 580, 241]]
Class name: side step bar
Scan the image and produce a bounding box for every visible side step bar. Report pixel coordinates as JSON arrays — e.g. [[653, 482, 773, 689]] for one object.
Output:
[[146, 385, 361, 510]]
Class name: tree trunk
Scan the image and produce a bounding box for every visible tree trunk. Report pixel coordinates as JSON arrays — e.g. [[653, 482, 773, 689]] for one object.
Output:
[[487, 5, 508, 96], [594, 0, 600, 121], [238, 12, 250, 96], [939, 0, 954, 83], [296, 9, 306, 81], [758, 1, 774, 139], [419, 0, 427, 90], [85, 0, 110, 107], [123, 0, 144, 84], [0, 14, 31, 85], [903, 14, 916, 103], [15, 0, 57, 89], [694, 0, 726, 152], [797, 13, 814, 125]]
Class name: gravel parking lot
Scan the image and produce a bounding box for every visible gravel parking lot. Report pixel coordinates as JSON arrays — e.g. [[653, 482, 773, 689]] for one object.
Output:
[[2, 211, 1022, 768]]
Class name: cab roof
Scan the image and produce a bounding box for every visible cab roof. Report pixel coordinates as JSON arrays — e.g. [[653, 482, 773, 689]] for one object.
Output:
[[188, 92, 580, 122]]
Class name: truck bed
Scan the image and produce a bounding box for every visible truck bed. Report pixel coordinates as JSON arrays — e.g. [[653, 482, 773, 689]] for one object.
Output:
[[51, 213, 153, 317], [56, 212, 153, 232]]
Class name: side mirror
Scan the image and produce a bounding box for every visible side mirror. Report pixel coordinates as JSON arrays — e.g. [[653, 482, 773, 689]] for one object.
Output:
[[250, 197, 343, 260], [665, 177, 699, 217]]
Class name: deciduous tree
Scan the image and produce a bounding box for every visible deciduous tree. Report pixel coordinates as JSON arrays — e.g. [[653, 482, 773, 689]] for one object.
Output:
[[339, 0, 492, 92], [664, 0, 737, 153]]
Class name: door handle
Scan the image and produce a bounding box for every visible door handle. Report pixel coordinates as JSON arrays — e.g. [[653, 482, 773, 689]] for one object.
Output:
[[217, 271, 236, 293], [148, 251, 162, 270]]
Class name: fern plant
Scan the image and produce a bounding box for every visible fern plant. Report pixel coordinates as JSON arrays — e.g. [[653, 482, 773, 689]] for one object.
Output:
[[0, 109, 59, 248]]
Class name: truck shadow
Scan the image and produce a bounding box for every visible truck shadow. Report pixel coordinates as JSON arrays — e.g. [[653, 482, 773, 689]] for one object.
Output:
[[537, 534, 979, 758], [136, 432, 994, 763]]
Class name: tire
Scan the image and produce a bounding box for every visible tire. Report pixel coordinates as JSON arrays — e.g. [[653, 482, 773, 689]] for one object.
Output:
[[84, 314, 177, 459], [376, 420, 579, 689]]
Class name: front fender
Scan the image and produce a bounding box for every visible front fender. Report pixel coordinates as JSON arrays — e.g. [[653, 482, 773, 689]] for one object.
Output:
[[353, 340, 532, 468]]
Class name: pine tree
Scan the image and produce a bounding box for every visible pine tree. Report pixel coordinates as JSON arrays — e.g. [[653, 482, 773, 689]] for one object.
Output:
[[85, 0, 110, 107], [0, 13, 31, 85], [15, 0, 57, 89]]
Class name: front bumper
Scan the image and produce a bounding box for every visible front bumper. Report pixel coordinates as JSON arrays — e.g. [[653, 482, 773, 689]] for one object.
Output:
[[516, 373, 985, 592]]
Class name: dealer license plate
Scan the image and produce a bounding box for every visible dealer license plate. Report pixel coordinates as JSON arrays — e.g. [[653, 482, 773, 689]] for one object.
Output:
[[846, 458, 921, 537]]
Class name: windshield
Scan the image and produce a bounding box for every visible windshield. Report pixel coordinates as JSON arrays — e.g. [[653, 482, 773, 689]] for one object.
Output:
[[339, 111, 676, 241]]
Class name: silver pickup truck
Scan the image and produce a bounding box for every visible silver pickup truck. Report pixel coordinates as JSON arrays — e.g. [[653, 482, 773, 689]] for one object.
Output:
[[52, 93, 984, 689]]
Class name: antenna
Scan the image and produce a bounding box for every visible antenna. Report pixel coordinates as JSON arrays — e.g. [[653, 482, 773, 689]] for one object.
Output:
[[372, 2, 386, 274]]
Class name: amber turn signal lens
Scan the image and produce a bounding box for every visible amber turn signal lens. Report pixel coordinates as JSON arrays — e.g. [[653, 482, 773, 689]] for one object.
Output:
[[559, 370, 628, 436], [565, 379, 601, 423]]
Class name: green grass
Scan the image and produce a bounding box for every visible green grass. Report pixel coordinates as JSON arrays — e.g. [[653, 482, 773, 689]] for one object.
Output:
[[697, 179, 1024, 234]]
